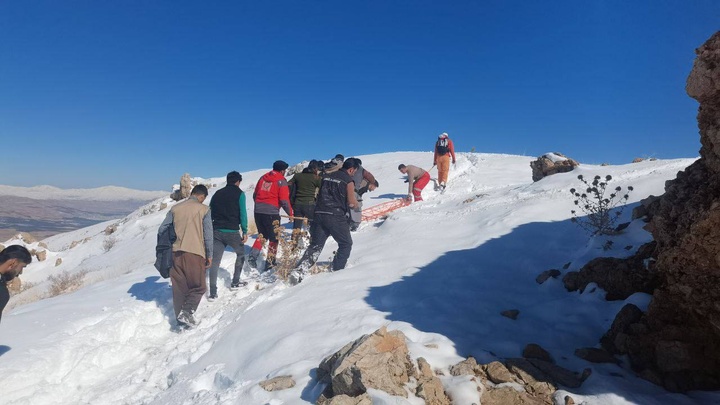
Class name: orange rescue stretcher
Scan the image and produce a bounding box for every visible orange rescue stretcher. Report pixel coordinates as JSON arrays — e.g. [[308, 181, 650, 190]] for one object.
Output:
[[361, 199, 411, 221]]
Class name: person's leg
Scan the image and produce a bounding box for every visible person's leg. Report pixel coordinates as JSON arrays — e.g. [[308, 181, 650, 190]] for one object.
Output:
[[413, 172, 431, 201], [224, 232, 245, 285], [296, 215, 330, 272], [170, 252, 187, 318], [265, 214, 281, 267], [437, 155, 450, 185], [249, 213, 270, 267], [182, 252, 207, 314], [349, 192, 362, 230], [327, 215, 353, 270], [208, 230, 225, 296]]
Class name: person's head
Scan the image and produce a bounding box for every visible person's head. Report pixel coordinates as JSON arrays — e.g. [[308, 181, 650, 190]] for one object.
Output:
[[398, 164, 408, 174], [333, 154, 345, 162], [226, 171, 242, 185], [0, 245, 32, 281], [191, 184, 209, 203], [273, 160, 289, 173], [307, 160, 320, 173], [342, 157, 360, 176], [438, 132, 448, 139]]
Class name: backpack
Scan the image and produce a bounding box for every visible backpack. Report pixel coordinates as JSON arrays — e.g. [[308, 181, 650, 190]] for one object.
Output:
[[436, 138, 449, 155]]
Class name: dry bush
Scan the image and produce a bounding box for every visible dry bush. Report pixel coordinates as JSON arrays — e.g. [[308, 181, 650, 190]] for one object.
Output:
[[272, 220, 310, 281], [47, 270, 88, 297], [570, 174, 633, 236], [103, 236, 117, 252]]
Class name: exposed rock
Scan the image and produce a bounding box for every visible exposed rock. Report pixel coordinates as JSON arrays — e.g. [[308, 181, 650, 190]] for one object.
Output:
[[600, 304, 644, 353], [35, 250, 47, 262], [104, 224, 118, 235], [16, 232, 37, 243], [501, 309, 520, 320], [530, 152, 580, 182], [159, 202, 168, 210], [536, 269, 561, 284], [415, 358, 451, 405], [55, 258, 62, 267], [523, 344, 554, 364], [597, 32, 720, 392], [632, 157, 645, 163], [7, 277, 21, 294], [481, 386, 547, 405], [424, 343, 439, 349], [574, 347, 619, 364], [170, 173, 193, 201], [564, 395, 576, 405], [631, 195, 661, 220], [483, 361, 517, 384], [317, 326, 416, 398], [449, 357, 481, 376], [69, 240, 81, 249], [562, 242, 658, 300], [38, 242, 48, 249], [0, 243, 4, 251], [527, 359, 583, 388], [316, 393, 372, 405], [505, 358, 556, 397], [259, 375, 295, 391]]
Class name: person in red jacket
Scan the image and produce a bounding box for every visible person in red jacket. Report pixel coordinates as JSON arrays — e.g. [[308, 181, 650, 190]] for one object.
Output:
[[433, 132, 456, 191], [250, 160, 294, 271]]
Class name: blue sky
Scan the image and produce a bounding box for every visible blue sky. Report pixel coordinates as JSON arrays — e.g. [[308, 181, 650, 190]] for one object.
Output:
[[1, 1, 718, 190]]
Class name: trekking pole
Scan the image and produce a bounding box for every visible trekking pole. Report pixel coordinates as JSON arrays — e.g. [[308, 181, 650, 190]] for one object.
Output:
[[280, 214, 312, 222]]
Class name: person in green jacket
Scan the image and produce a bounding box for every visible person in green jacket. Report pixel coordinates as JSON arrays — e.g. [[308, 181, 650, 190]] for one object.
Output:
[[288, 160, 322, 239]]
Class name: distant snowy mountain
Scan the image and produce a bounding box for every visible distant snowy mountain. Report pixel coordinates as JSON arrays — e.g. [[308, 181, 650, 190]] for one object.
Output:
[[1, 152, 717, 405], [0, 184, 167, 201]]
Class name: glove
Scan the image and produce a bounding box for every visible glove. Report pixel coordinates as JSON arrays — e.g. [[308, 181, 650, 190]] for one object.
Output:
[[452, 160, 456, 164], [374, 180, 379, 187]]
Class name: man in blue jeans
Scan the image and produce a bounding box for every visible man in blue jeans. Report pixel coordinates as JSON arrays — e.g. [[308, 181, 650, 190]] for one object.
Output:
[[208, 171, 249, 300], [290, 158, 360, 285]]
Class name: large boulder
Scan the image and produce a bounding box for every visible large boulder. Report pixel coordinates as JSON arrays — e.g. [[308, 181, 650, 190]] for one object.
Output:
[[317, 326, 416, 399], [604, 31, 720, 391], [530, 152, 579, 182], [170, 173, 193, 201]]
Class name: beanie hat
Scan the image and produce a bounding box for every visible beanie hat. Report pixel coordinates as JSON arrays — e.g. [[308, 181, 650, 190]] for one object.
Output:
[[273, 160, 289, 171], [439, 132, 448, 139]]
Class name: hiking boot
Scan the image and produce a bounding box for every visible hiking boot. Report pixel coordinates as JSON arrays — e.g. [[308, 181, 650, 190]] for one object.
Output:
[[288, 270, 304, 286], [230, 281, 248, 290], [208, 292, 218, 302], [177, 310, 197, 328]]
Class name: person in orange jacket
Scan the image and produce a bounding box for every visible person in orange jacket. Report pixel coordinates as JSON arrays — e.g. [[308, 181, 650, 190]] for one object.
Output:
[[433, 132, 456, 191], [250, 160, 293, 271]]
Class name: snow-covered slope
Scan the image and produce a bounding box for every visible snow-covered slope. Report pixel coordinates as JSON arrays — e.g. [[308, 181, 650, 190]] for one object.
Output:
[[1, 152, 716, 405], [0, 184, 167, 201]]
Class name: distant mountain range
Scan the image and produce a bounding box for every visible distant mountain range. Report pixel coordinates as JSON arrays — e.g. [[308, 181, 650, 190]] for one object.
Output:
[[0, 185, 167, 242]]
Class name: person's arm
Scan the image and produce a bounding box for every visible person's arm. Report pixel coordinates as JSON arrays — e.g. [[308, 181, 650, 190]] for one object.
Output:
[[433, 143, 438, 166], [203, 209, 213, 264], [158, 210, 174, 238], [239, 192, 248, 237], [346, 181, 359, 210], [407, 171, 415, 197], [449, 139, 456, 163], [362, 169, 378, 190], [278, 180, 294, 217]]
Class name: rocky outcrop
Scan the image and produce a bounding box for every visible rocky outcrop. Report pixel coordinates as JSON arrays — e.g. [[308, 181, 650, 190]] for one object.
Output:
[[317, 326, 416, 400], [602, 32, 720, 392], [170, 173, 193, 201], [259, 375, 296, 391], [563, 242, 658, 300], [530, 153, 579, 182]]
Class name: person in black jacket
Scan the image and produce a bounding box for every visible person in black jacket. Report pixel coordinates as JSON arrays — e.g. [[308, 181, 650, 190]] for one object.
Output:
[[207, 171, 250, 300], [290, 158, 359, 285], [0, 245, 32, 324]]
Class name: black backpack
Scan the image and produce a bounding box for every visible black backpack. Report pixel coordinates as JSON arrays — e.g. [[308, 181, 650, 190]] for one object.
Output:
[[436, 138, 449, 155]]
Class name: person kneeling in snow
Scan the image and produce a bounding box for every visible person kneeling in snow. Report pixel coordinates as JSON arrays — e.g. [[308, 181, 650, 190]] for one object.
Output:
[[398, 164, 430, 202], [290, 158, 360, 285]]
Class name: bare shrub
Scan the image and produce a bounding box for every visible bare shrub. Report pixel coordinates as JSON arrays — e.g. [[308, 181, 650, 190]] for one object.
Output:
[[47, 270, 88, 297], [103, 236, 117, 252], [272, 220, 310, 281], [570, 174, 633, 236]]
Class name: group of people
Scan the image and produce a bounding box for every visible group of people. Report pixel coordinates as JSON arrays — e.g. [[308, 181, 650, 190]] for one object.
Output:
[[156, 132, 456, 329]]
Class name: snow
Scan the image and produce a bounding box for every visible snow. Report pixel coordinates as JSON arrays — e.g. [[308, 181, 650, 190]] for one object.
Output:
[[0, 184, 167, 201], [543, 152, 569, 163], [0, 151, 716, 405]]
